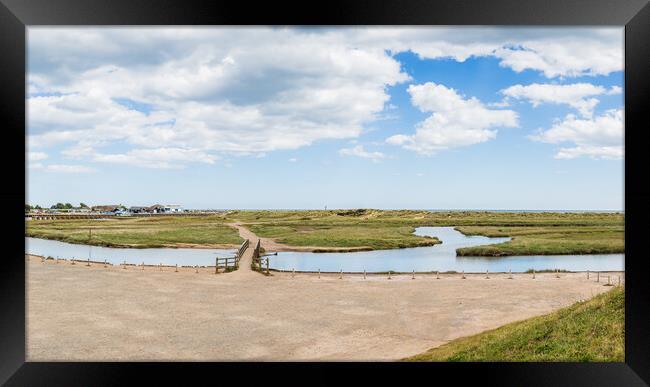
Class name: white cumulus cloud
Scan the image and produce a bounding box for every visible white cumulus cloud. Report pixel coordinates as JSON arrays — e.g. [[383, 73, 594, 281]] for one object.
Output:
[[339, 145, 386, 162], [44, 164, 96, 173], [387, 82, 518, 155], [501, 83, 621, 117], [27, 27, 622, 168], [530, 109, 623, 159]]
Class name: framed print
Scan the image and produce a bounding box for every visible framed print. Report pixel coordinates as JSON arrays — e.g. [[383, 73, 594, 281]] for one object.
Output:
[[2, 0, 649, 385]]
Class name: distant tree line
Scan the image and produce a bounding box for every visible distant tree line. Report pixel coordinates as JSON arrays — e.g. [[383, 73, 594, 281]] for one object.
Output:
[[25, 202, 89, 212]]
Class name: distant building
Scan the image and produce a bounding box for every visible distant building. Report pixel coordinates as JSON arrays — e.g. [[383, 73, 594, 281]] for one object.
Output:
[[147, 204, 164, 213], [162, 204, 184, 213], [91, 205, 120, 214], [129, 206, 148, 214]]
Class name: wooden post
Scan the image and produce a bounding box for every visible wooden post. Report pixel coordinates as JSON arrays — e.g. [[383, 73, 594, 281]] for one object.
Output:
[[462, 270, 465, 279], [266, 258, 270, 275], [412, 270, 415, 280], [104, 259, 107, 268], [597, 272, 600, 282], [175, 263, 178, 272], [87, 258, 90, 266], [159, 262, 162, 271], [123, 260, 126, 269], [485, 269, 489, 279], [587, 270, 590, 280], [292, 268, 295, 278], [532, 269, 535, 279], [436, 270, 439, 279], [363, 269, 366, 280], [215, 257, 219, 274], [339, 269, 342, 279], [318, 268, 320, 279]]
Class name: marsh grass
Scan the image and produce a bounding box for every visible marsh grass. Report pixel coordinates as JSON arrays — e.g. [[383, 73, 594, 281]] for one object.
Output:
[[25, 215, 242, 248], [26, 210, 624, 253], [455, 225, 623, 256], [404, 286, 624, 362]]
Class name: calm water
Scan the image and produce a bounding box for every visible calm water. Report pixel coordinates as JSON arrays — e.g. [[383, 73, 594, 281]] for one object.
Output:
[[269, 227, 624, 273], [26, 227, 624, 272], [25, 237, 235, 266]]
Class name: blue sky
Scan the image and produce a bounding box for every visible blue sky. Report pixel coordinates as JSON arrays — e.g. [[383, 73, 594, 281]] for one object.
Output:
[[26, 27, 624, 210]]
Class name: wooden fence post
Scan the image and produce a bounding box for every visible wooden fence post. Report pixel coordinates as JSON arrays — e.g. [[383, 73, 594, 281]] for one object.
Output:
[[215, 257, 218, 274]]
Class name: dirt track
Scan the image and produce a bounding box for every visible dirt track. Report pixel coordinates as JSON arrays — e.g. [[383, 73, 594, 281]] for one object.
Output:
[[26, 255, 622, 361]]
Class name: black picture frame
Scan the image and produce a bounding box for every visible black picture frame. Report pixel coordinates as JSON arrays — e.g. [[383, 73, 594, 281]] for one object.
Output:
[[2, 0, 649, 385]]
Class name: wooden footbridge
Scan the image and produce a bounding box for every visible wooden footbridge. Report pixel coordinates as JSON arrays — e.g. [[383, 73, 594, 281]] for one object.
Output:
[[219, 238, 269, 275]]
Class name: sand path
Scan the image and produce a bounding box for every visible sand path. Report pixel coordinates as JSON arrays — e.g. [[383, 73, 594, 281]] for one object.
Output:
[[26, 255, 622, 361]]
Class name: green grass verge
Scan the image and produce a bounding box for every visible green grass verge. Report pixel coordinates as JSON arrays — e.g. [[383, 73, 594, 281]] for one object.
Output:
[[25, 215, 242, 248], [404, 287, 624, 362], [455, 225, 624, 256]]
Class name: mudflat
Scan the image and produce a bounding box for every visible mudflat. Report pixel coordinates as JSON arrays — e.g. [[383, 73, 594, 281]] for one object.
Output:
[[26, 256, 621, 361]]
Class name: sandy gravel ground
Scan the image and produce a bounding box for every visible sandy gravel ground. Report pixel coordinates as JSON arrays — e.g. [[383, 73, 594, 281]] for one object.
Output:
[[26, 255, 622, 361]]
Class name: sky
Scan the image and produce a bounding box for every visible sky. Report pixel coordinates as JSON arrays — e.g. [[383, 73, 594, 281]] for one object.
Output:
[[26, 27, 624, 210]]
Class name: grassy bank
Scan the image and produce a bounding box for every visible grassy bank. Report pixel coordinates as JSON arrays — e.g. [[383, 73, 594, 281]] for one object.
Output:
[[25, 215, 243, 248], [228, 210, 622, 252], [26, 210, 624, 253], [248, 223, 439, 250], [455, 225, 624, 256], [404, 286, 624, 362]]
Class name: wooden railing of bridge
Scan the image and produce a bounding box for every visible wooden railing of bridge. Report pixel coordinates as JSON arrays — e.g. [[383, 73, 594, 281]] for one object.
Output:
[[251, 239, 271, 275], [215, 256, 239, 273]]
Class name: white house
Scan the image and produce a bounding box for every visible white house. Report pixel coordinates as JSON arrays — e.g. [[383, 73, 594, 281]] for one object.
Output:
[[162, 204, 184, 213]]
